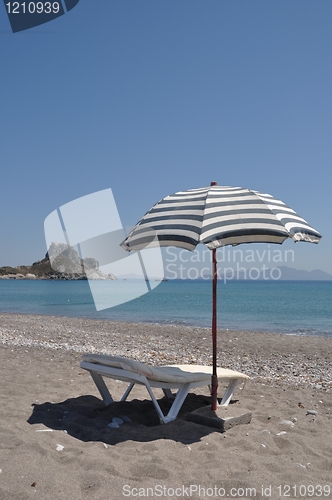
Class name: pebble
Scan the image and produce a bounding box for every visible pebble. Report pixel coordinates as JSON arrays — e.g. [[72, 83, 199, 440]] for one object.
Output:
[[56, 444, 64, 451], [112, 417, 124, 425], [306, 410, 318, 415], [276, 431, 287, 436], [107, 422, 119, 429], [279, 420, 294, 427], [121, 416, 132, 423]]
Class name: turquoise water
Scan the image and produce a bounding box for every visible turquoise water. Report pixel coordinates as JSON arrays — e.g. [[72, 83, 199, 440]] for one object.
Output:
[[0, 279, 331, 337]]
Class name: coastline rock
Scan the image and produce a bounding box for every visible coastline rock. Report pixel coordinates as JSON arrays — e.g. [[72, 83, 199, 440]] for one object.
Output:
[[0, 273, 27, 280], [48, 243, 84, 274], [0, 243, 117, 281]]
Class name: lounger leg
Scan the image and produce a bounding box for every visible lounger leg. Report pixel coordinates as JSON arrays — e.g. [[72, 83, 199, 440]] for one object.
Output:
[[143, 383, 191, 424], [219, 379, 239, 406], [164, 384, 191, 423], [121, 382, 135, 402], [89, 371, 114, 406], [162, 389, 174, 399], [143, 384, 170, 424]]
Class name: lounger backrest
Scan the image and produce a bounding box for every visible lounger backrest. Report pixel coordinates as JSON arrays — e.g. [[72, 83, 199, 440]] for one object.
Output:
[[81, 354, 210, 383], [81, 354, 249, 384]]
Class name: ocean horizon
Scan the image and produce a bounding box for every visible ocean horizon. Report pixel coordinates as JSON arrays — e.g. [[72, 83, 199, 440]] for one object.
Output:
[[0, 279, 331, 338]]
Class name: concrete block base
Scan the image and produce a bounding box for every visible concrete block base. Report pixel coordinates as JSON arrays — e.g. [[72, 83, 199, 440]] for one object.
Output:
[[187, 405, 252, 431]]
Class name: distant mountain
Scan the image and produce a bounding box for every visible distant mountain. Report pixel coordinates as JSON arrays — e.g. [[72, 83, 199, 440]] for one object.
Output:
[[117, 273, 166, 280], [117, 273, 146, 279], [216, 265, 332, 281], [274, 266, 332, 280]]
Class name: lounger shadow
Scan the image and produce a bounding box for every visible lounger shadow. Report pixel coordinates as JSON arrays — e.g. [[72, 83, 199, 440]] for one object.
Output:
[[80, 355, 249, 424]]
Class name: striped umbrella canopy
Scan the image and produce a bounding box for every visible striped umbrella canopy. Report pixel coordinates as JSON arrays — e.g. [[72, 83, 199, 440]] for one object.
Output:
[[121, 184, 322, 410], [121, 184, 321, 251]]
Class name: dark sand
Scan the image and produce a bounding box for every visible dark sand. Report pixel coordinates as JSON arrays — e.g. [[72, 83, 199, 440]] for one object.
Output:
[[0, 314, 331, 499]]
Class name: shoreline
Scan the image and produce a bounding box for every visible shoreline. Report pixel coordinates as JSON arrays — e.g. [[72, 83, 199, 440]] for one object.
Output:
[[0, 307, 331, 339]]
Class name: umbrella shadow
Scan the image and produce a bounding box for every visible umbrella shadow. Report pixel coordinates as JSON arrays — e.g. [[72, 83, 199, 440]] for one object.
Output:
[[27, 394, 238, 445]]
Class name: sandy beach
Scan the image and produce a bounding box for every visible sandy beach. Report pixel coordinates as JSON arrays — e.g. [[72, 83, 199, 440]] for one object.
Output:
[[0, 313, 331, 500]]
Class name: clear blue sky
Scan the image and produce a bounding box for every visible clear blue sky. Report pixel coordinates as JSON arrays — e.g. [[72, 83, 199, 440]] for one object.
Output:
[[1, 1, 331, 273]]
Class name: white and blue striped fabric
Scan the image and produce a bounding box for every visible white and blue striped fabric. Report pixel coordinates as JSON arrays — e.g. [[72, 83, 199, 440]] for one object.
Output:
[[121, 186, 322, 251]]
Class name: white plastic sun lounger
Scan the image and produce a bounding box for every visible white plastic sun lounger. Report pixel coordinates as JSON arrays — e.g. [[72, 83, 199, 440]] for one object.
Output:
[[80, 354, 249, 424]]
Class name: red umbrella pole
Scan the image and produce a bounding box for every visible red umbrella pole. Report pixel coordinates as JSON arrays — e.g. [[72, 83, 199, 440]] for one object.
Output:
[[211, 247, 218, 410]]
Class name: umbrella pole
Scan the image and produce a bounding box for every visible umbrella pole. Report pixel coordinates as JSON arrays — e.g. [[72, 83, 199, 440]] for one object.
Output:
[[211, 247, 218, 411]]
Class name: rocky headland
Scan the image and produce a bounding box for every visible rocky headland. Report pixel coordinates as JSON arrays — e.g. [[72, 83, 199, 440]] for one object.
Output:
[[0, 243, 116, 281]]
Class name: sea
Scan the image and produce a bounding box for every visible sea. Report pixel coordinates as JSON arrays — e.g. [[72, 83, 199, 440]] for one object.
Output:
[[0, 279, 331, 338]]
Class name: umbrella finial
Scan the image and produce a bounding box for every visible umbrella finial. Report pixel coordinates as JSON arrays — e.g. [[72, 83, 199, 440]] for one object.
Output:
[[210, 181, 218, 186]]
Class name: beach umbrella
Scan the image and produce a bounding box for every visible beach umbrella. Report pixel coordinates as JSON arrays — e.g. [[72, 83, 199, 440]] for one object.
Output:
[[121, 183, 322, 410]]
